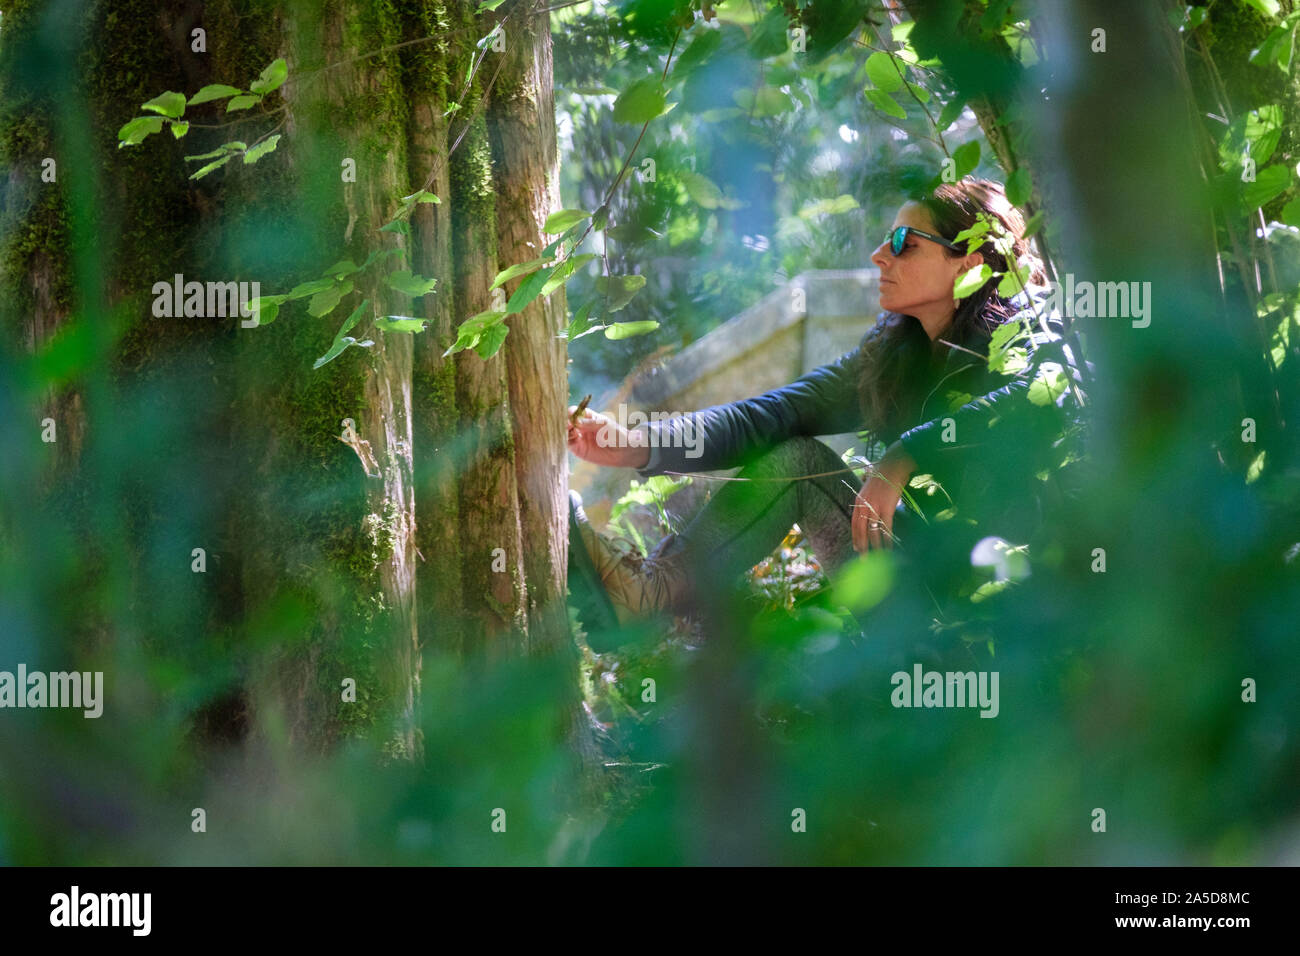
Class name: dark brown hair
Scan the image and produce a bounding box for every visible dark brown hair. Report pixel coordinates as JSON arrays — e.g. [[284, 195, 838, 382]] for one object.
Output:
[[856, 177, 1045, 442]]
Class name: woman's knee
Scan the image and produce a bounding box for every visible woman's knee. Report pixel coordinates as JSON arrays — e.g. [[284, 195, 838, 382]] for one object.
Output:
[[744, 435, 840, 475]]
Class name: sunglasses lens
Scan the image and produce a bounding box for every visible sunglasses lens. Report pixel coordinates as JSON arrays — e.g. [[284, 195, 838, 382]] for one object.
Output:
[[890, 227, 905, 255]]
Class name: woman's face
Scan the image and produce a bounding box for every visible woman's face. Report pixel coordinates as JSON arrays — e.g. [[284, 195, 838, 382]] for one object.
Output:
[[870, 202, 980, 335]]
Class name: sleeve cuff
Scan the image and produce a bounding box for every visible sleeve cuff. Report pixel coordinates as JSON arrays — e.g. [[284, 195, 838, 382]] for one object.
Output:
[[635, 429, 663, 478]]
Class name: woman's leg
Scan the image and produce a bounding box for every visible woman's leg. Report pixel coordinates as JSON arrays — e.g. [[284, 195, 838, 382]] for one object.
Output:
[[658, 436, 863, 607]]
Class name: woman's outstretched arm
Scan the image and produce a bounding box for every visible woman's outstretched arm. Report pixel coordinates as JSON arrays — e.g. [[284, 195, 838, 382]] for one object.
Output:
[[632, 345, 866, 477]]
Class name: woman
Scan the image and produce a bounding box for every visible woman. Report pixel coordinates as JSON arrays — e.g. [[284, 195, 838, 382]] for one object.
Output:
[[566, 178, 1062, 642]]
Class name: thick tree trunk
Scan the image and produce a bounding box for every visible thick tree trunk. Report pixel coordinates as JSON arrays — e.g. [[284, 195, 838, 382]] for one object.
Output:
[[3, 0, 591, 786]]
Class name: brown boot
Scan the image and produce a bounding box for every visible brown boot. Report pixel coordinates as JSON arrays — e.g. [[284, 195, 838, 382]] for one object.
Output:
[[570, 506, 694, 627]]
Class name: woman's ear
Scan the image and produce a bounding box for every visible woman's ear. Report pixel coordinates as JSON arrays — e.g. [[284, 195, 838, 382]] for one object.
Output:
[[960, 251, 984, 274]]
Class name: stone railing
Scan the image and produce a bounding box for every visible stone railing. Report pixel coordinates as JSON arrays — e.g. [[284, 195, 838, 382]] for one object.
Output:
[[571, 269, 881, 524]]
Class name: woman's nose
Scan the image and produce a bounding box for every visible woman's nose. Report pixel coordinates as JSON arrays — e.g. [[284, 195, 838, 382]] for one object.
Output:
[[870, 242, 890, 270]]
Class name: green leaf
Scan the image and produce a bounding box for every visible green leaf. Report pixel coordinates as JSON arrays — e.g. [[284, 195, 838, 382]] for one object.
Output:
[[189, 154, 233, 179], [604, 320, 659, 340], [937, 97, 967, 131], [1280, 196, 1300, 227], [360, 247, 401, 271], [734, 85, 793, 117], [385, 270, 437, 297], [243, 134, 281, 164], [249, 58, 288, 96], [953, 263, 992, 299], [541, 254, 596, 297], [986, 319, 1024, 375], [308, 279, 353, 318], [543, 209, 590, 234], [952, 140, 981, 179], [748, 8, 790, 58], [170, 121, 189, 138], [996, 263, 1031, 298], [324, 259, 360, 278], [905, 82, 931, 104], [189, 84, 243, 105], [678, 170, 736, 209], [443, 310, 506, 357], [142, 91, 187, 118], [246, 294, 288, 327], [118, 116, 164, 147], [402, 189, 441, 204], [313, 336, 371, 369], [251, 299, 279, 327], [1243, 0, 1280, 17], [286, 277, 337, 300], [798, 194, 859, 218], [829, 550, 894, 612], [375, 316, 428, 333], [865, 52, 904, 92], [594, 274, 647, 312], [1006, 167, 1032, 207], [673, 28, 723, 77], [476, 0, 508, 10], [1243, 164, 1290, 209], [185, 142, 246, 161], [505, 265, 555, 314], [613, 76, 668, 124], [378, 219, 411, 236], [474, 321, 509, 359], [490, 258, 550, 290], [313, 298, 373, 369], [1022, 211, 1045, 237], [1027, 364, 1068, 406], [226, 94, 262, 112], [865, 88, 906, 120], [755, 86, 793, 116], [563, 301, 596, 341]]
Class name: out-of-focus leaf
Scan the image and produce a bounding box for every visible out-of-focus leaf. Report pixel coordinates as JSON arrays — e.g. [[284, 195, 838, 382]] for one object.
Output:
[[249, 58, 288, 96], [604, 320, 659, 339], [1007, 167, 1032, 206], [1243, 164, 1289, 209], [613, 76, 668, 124], [286, 277, 337, 300], [544, 209, 590, 234], [594, 274, 647, 312], [954, 263, 992, 299], [375, 316, 428, 333], [865, 52, 904, 92], [142, 91, 187, 118], [474, 321, 509, 358], [189, 154, 233, 179], [953, 140, 981, 179], [505, 265, 555, 314], [491, 258, 550, 290], [118, 116, 163, 147], [243, 134, 281, 164], [308, 279, 353, 318], [189, 84, 243, 105], [865, 88, 906, 120], [386, 270, 438, 297]]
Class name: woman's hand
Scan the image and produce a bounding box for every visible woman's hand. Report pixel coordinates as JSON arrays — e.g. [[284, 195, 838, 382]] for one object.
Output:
[[567, 405, 651, 469], [852, 442, 917, 553]]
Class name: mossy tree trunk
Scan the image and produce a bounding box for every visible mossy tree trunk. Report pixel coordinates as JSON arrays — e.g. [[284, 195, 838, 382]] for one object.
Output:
[[2, 0, 589, 779]]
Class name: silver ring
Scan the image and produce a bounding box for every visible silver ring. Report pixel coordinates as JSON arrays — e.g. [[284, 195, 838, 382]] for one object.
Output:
[[869, 521, 882, 530]]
